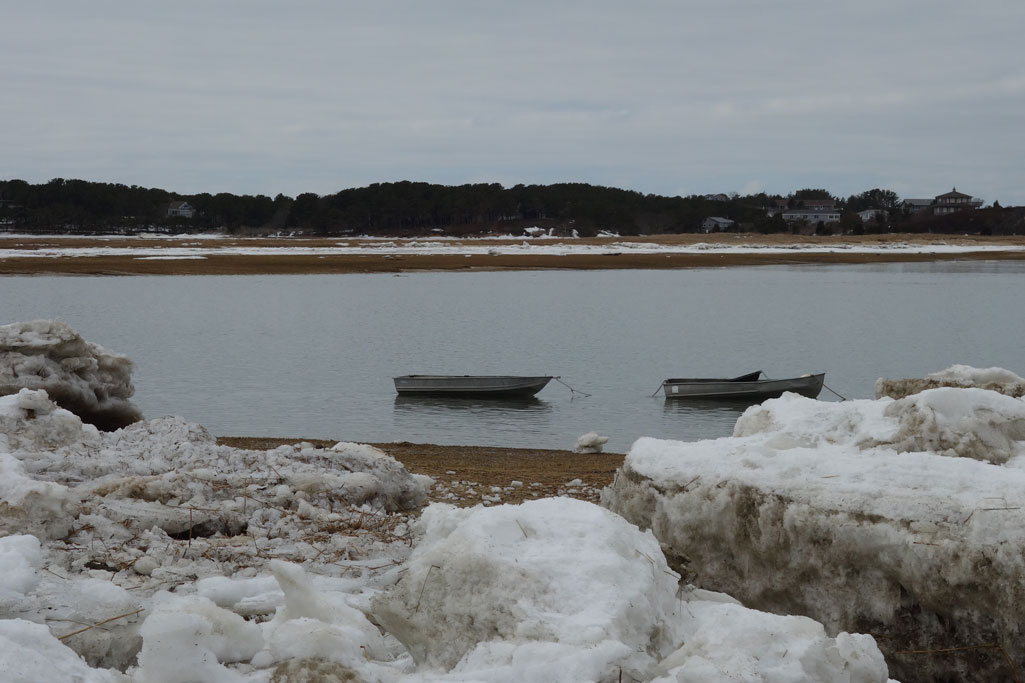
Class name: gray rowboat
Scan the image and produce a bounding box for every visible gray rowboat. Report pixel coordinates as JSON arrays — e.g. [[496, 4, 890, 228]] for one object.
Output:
[[662, 371, 825, 400], [393, 375, 554, 398]]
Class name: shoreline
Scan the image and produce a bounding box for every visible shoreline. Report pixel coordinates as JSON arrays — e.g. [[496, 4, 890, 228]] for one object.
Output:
[[217, 437, 624, 506], [3, 233, 1025, 275]]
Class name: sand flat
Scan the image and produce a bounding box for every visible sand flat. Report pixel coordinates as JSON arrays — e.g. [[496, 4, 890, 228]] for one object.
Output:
[[2, 233, 1024, 275]]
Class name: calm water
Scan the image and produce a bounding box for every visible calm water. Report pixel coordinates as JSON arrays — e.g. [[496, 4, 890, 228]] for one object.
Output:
[[2, 262, 1023, 452]]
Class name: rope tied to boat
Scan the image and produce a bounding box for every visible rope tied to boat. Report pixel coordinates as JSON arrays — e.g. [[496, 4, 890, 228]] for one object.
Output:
[[822, 383, 848, 401], [553, 376, 592, 398], [764, 373, 848, 402]]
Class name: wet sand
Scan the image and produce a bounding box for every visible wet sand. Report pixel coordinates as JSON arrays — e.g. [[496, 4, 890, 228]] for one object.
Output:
[[218, 437, 624, 507], [2, 233, 1024, 275]]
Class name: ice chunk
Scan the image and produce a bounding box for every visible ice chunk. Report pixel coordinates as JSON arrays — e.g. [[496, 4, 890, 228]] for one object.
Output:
[[876, 363, 1025, 399], [652, 600, 889, 683], [134, 593, 262, 683], [0, 452, 77, 539], [574, 431, 609, 453], [259, 560, 392, 671], [0, 320, 142, 430], [0, 534, 43, 606], [372, 498, 682, 679], [0, 619, 126, 683], [605, 387, 1025, 683], [0, 388, 101, 453]]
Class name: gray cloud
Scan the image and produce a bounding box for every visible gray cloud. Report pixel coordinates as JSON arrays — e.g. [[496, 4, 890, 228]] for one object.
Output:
[[2, 1, 1023, 204]]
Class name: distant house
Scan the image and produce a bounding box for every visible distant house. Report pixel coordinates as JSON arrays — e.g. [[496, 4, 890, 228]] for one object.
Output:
[[857, 209, 888, 223], [765, 199, 789, 217], [701, 216, 735, 233], [781, 208, 840, 225], [903, 189, 982, 216], [902, 198, 933, 214], [166, 200, 195, 218], [703, 193, 731, 202], [932, 188, 982, 215]]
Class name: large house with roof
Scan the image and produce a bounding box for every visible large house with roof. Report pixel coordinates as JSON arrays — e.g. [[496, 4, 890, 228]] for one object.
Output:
[[903, 188, 982, 216], [931, 188, 982, 215]]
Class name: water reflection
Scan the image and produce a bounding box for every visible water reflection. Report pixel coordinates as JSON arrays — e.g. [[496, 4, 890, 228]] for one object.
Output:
[[661, 397, 755, 415], [393, 395, 553, 415], [659, 398, 750, 441]]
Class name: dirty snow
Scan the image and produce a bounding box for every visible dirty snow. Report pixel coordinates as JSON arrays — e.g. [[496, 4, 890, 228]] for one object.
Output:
[[603, 378, 1025, 683], [876, 363, 1025, 399], [0, 319, 142, 430], [1, 386, 891, 682]]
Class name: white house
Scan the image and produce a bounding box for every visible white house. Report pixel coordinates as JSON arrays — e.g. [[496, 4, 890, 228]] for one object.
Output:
[[857, 209, 888, 223], [166, 200, 195, 218]]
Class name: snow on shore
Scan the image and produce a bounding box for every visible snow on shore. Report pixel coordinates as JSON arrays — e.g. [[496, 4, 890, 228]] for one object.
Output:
[[0, 389, 890, 682], [603, 378, 1025, 683], [2, 235, 1023, 261], [876, 364, 1025, 400]]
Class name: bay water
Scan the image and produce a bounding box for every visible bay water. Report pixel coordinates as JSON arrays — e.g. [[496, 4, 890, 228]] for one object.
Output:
[[2, 261, 1022, 452]]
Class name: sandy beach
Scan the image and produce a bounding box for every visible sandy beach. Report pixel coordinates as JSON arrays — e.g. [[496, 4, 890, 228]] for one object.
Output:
[[218, 437, 624, 507], [2, 232, 1024, 275]]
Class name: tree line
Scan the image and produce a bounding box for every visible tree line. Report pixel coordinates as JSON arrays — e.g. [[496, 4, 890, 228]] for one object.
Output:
[[0, 178, 1018, 236]]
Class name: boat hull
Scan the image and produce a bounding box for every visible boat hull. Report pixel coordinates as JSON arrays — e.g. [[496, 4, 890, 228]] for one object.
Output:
[[662, 373, 825, 400], [393, 375, 553, 398]]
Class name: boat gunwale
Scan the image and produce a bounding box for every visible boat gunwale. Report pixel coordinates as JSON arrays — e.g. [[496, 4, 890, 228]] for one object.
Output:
[[393, 375, 554, 397], [661, 372, 825, 400], [394, 374, 554, 381]]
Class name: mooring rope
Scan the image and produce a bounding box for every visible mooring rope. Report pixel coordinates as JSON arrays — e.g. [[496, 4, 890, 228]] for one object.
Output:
[[822, 382, 848, 401], [649, 382, 665, 397], [553, 376, 592, 398]]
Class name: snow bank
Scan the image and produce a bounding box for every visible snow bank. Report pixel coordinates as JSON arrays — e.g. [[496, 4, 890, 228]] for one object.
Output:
[[733, 386, 1025, 464], [371, 499, 888, 682], [603, 381, 1025, 683], [1, 408, 891, 682], [0, 320, 142, 429], [876, 363, 1025, 399], [0, 389, 431, 671]]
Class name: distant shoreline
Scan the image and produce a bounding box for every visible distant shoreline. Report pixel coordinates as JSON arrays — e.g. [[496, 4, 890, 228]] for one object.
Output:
[[2, 233, 1024, 275]]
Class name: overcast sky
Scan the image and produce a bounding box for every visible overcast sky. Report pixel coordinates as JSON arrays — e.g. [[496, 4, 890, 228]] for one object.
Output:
[[3, 1, 1023, 204]]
